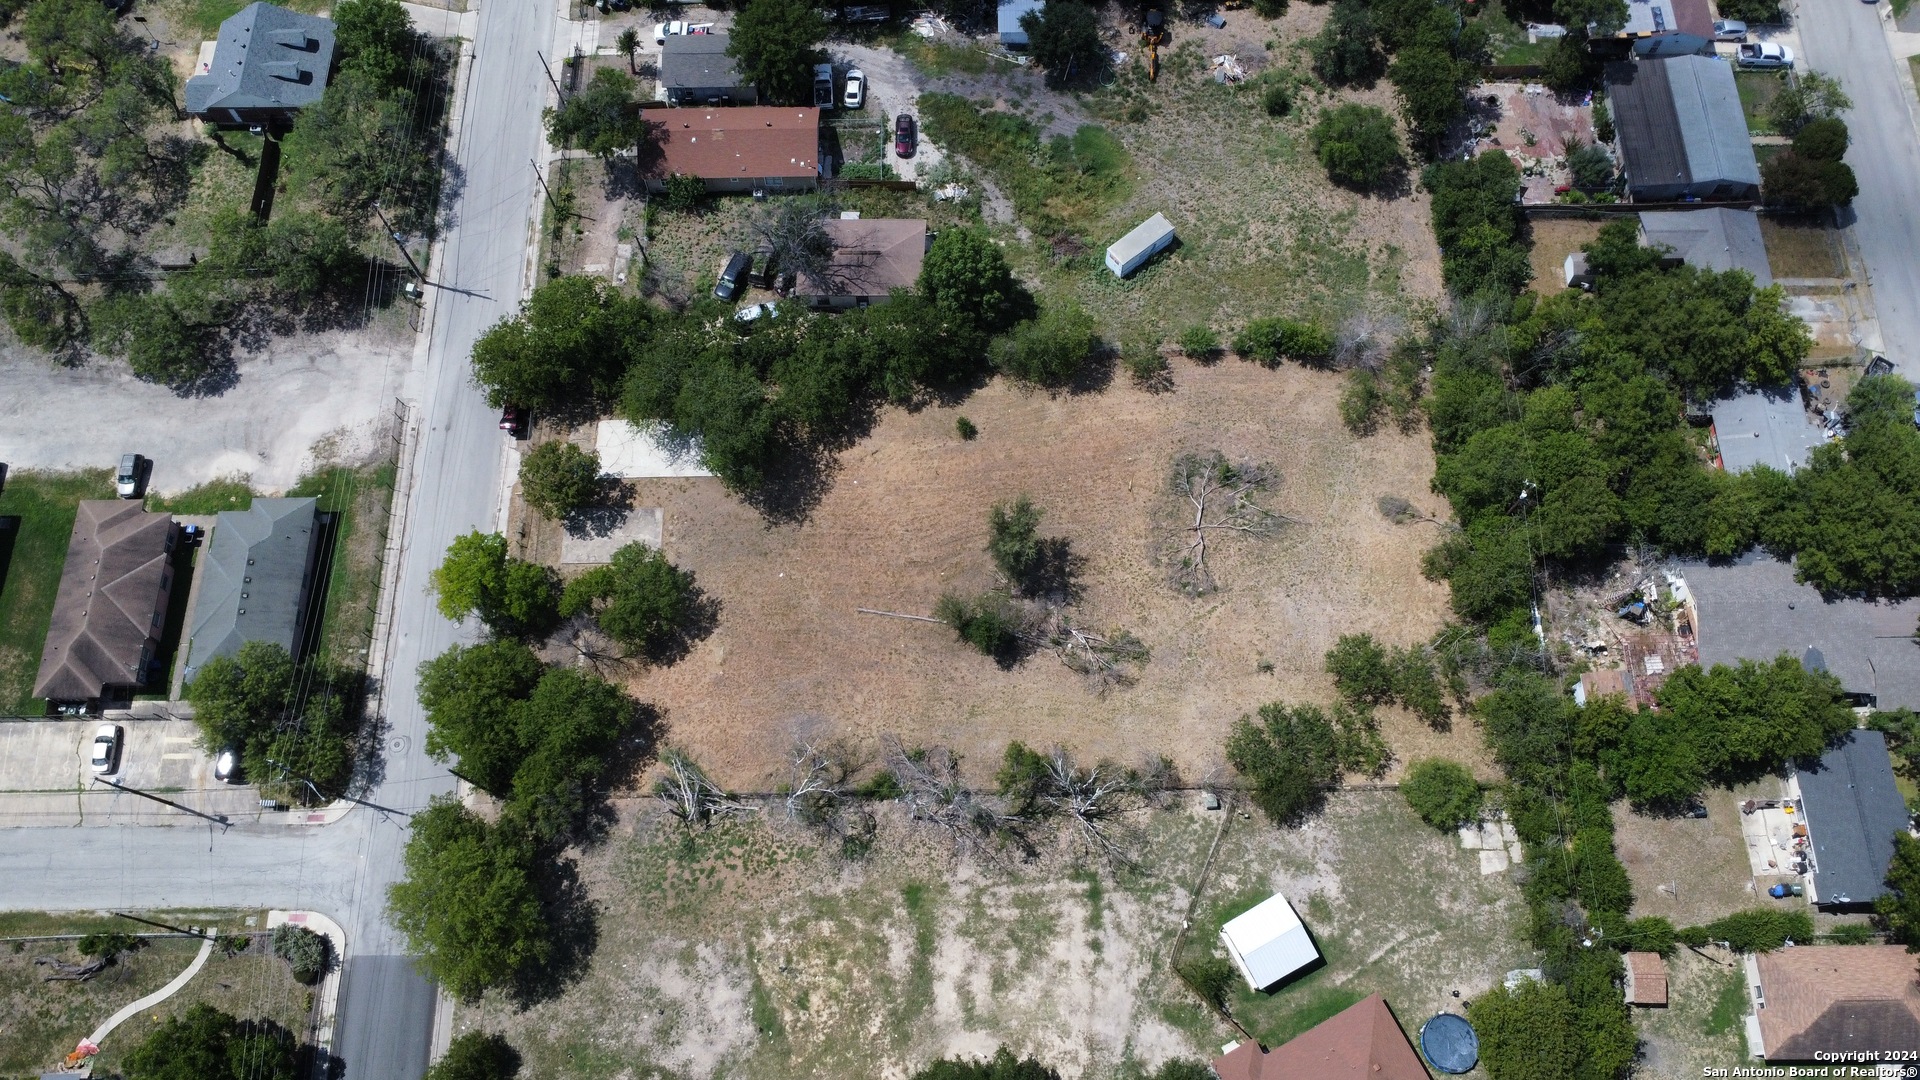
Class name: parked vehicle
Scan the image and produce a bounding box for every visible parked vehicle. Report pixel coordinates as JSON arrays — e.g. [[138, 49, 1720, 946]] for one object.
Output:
[[115, 453, 147, 499], [735, 302, 778, 322], [1736, 42, 1793, 68], [842, 68, 865, 109], [894, 112, 916, 157], [1866, 355, 1894, 377], [841, 5, 889, 21], [1712, 19, 1746, 40], [90, 724, 122, 775], [812, 63, 835, 109], [714, 252, 752, 300], [652, 20, 686, 43], [750, 248, 778, 288], [214, 748, 241, 784], [499, 405, 528, 439]]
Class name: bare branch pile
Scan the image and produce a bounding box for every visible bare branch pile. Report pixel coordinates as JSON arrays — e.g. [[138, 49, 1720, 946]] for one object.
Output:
[[1167, 451, 1291, 596], [653, 747, 755, 826]]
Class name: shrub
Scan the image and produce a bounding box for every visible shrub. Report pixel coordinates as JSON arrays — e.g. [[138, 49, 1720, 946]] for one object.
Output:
[[269, 924, 331, 984], [77, 932, 145, 961], [934, 591, 1026, 662], [1326, 633, 1394, 704], [517, 440, 601, 518], [661, 173, 706, 212], [1340, 370, 1384, 434], [557, 541, 701, 658], [1178, 952, 1237, 1010], [955, 415, 979, 440], [1227, 701, 1387, 825], [1177, 324, 1220, 359], [1791, 117, 1849, 162], [1690, 909, 1815, 952], [1567, 141, 1613, 191], [1122, 339, 1171, 388], [1310, 103, 1401, 189], [1233, 317, 1334, 367], [991, 301, 1096, 386], [1401, 758, 1481, 829], [1262, 82, 1292, 117], [1763, 151, 1859, 210]]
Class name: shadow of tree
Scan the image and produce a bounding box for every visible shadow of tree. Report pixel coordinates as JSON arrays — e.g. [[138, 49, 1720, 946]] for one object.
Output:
[[508, 852, 600, 1008]]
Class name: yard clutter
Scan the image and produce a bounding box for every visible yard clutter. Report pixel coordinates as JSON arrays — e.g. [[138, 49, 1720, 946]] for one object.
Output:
[[1104, 212, 1176, 277]]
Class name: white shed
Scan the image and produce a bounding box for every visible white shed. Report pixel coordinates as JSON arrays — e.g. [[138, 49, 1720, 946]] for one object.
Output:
[[1219, 892, 1320, 991], [1105, 212, 1176, 277]]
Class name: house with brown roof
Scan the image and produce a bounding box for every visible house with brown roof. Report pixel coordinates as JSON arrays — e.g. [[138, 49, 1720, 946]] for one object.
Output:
[[33, 501, 179, 707], [1749, 945, 1920, 1063], [1211, 993, 1431, 1080], [642, 107, 820, 194], [1624, 951, 1669, 1006], [798, 217, 928, 309]]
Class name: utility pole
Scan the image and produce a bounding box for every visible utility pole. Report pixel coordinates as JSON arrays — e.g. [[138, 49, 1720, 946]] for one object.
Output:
[[91, 777, 229, 827], [113, 912, 211, 939], [371, 203, 426, 281], [535, 50, 566, 100], [265, 758, 412, 821], [531, 158, 562, 215]]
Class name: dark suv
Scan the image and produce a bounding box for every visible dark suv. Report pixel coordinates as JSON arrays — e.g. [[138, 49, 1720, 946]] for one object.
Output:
[[714, 252, 752, 300]]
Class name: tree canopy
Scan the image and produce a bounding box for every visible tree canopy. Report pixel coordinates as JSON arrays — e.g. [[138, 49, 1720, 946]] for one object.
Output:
[[120, 1004, 298, 1080], [518, 441, 602, 519], [471, 274, 654, 410], [910, 1048, 1062, 1080], [558, 541, 704, 659], [990, 298, 1096, 387], [1226, 702, 1386, 825], [919, 226, 1020, 331], [426, 1033, 523, 1080], [1310, 104, 1402, 189], [430, 531, 561, 638], [1020, 0, 1107, 88], [1402, 757, 1482, 829], [1468, 979, 1581, 1080], [726, 0, 827, 105], [387, 798, 550, 1001], [544, 67, 649, 161], [1880, 832, 1920, 951], [184, 641, 359, 801]]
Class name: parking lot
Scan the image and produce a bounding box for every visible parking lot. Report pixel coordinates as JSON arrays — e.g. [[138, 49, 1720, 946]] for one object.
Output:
[[0, 719, 263, 826]]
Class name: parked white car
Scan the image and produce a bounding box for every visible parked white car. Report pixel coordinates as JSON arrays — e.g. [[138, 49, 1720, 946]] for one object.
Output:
[[843, 68, 865, 109], [90, 723, 121, 775], [652, 20, 686, 44], [1736, 42, 1794, 69]]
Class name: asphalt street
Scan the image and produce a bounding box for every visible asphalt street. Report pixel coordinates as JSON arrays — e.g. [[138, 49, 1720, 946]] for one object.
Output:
[[0, 0, 550, 1075], [1795, 0, 1920, 377]]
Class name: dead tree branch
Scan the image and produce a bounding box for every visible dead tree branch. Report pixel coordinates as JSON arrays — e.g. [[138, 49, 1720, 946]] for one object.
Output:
[[35, 956, 107, 982], [653, 747, 755, 826], [1034, 611, 1151, 691], [1167, 452, 1292, 596], [785, 741, 852, 830]]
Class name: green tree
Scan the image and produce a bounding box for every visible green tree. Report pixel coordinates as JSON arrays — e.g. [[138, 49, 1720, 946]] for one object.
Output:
[[919, 226, 1019, 330], [1226, 702, 1386, 825], [77, 931, 145, 960], [1792, 117, 1849, 162], [470, 274, 652, 410], [544, 67, 647, 160], [726, 0, 827, 105], [934, 590, 1027, 661], [988, 495, 1046, 589], [184, 641, 358, 800], [1388, 46, 1474, 148], [616, 26, 640, 73], [1326, 633, 1395, 705], [1401, 757, 1482, 829], [430, 531, 561, 638], [557, 542, 702, 658], [1653, 656, 1854, 782], [1566, 141, 1614, 191], [1468, 979, 1580, 1080], [1424, 152, 1528, 296], [88, 292, 222, 388], [991, 300, 1095, 386], [427, 1032, 522, 1080], [1020, 0, 1106, 88], [1762, 151, 1859, 211], [120, 1004, 298, 1080], [1420, 515, 1535, 625], [333, 0, 430, 92], [418, 639, 546, 796], [388, 798, 549, 1001], [911, 1048, 1060, 1080], [1309, 0, 1384, 87], [1765, 70, 1851, 135], [518, 441, 602, 519], [661, 172, 706, 212], [1878, 833, 1920, 950], [282, 63, 444, 235], [510, 666, 641, 840], [1617, 709, 1705, 810], [1310, 103, 1402, 189]]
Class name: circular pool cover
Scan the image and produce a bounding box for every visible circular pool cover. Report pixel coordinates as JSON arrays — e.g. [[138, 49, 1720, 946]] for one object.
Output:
[[1419, 1012, 1479, 1074]]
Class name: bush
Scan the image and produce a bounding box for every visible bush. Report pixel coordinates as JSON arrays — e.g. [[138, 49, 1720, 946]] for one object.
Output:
[[1763, 151, 1858, 210], [1567, 141, 1613, 191], [1326, 633, 1394, 705], [557, 541, 702, 659], [1122, 339, 1171, 388], [1262, 82, 1292, 117], [1233, 317, 1335, 367], [935, 591, 1026, 662], [1310, 103, 1402, 189], [517, 441, 601, 518], [77, 932, 145, 961], [661, 173, 706, 213], [1309, 0, 1383, 87], [1401, 758, 1481, 829], [991, 301, 1096, 386], [1177, 324, 1219, 360], [955, 415, 979, 440], [1178, 952, 1237, 1010], [1691, 908, 1815, 952], [1227, 701, 1387, 825], [269, 924, 331, 984], [911, 1047, 1062, 1080], [426, 1032, 522, 1080], [1791, 117, 1849, 162], [1340, 370, 1384, 434]]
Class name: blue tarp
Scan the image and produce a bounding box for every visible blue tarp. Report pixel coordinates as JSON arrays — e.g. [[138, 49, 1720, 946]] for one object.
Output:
[[1420, 1013, 1479, 1074]]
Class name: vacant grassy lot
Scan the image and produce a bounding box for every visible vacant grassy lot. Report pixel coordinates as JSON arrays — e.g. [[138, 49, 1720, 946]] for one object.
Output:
[[1632, 948, 1748, 1079], [1611, 785, 1762, 928], [0, 469, 113, 715], [459, 790, 1523, 1079], [615, 357, 1471, 790], [1734, 72, 1786, 134], [0, 910, 307, 1076], [1759, 217, 1846, 279], [1528, 218, 1606, 294]]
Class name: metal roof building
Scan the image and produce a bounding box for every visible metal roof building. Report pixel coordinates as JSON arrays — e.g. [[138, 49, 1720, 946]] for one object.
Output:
[[185, 3, 337, 127], [1681, 553, 1920, 710], [1795, 730, 1911, 908], [1220, 892, 1320, 991], [184, 497, 321, 682], [1710, 386, 1828, 473], [1606, 56, 1760, 201]]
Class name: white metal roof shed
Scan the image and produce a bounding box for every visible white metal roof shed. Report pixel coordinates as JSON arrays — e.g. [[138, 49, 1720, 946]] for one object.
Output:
[[1105, 212, 1176, 277], [1220, 892, 1320, 991]]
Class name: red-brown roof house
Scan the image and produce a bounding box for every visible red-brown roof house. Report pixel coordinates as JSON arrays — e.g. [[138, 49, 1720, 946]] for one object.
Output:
[[1753, 945, 1920, 1063], [798, 217, 928, 308], [1211, 993, 1431, 1080], [642, 106, 820, 194], [1624, 951, 1669, 1007], [33, 501, 178, 705]]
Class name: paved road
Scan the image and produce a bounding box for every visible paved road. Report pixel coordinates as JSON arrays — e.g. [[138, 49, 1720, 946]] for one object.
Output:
[[1795, 0, 1920, 376], [0, 1, 550, 1077]]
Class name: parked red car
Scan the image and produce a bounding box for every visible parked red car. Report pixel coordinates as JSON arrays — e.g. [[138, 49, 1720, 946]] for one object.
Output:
[[894, 113, 916, 158], [499, 405, 528, 439]]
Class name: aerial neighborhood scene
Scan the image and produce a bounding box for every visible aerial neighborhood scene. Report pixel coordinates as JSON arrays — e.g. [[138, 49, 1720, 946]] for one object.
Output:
[[3, 0, 1920, 1073]]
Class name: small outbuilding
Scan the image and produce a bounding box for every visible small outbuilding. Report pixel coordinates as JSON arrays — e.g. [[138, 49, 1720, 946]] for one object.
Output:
[[185, 2, 337, 129], [998, 0, 1045, 47], [1624, 951, 1669, 1006], [659, 33, 755, 106], [1220, 892, 1320, 992], [1105, 212, 1176, 278]]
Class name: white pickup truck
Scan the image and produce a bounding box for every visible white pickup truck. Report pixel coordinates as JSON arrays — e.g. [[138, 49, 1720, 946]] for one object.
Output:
[[1735, 42, 1794, 69]]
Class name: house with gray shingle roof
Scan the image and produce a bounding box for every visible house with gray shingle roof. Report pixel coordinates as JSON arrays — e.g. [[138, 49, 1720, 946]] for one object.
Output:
[[185, 3, 337, 128], [183, 497, 321, 682], [1605, 55, 1760, 202], [1795, 730, 1912, 909]]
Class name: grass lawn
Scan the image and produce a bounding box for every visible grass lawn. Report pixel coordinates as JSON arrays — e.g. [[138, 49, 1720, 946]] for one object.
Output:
[[0, 470, 114, 716], [887, 33, 1016, 78], [1759, 217, 1846, 279], [1632, 949, 1748, 1078], [146, 476, 255, 515], [1735, 71, 1786, 134], [0, 909, 307, 1076], [288, 462, 396, 667]]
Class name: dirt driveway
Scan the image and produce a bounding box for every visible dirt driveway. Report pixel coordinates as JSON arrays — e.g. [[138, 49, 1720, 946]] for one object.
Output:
[[0, 324, 422, 494], [835, 43, 948, 183]]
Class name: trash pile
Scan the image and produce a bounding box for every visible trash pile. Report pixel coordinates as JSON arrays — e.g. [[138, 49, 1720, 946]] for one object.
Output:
[[910, 13, 948, 37], [1211, 54, 1245, 82]]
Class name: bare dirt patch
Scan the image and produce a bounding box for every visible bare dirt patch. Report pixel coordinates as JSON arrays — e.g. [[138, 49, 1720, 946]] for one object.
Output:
[[1759, 218, 1846, 280], [1612, 785, 1766, 927], [1527, 217, 1605, 294], [615, 358, 1471, 790]]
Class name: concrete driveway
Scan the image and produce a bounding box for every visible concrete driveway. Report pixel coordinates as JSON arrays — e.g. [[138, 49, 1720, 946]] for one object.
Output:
[[0, 325, 423, 493], [0, 719, 266, 826], [1795, 0, 1920, 376]]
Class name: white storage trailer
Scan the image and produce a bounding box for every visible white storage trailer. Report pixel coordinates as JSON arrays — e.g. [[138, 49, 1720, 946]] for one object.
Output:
[[1105, 213, 1176, 278]]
